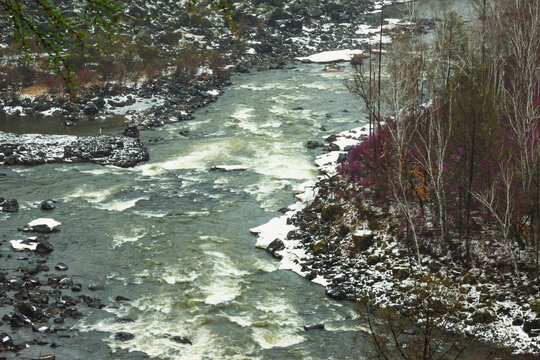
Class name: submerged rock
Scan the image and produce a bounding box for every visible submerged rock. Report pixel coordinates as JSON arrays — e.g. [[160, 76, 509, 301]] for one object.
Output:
[[115, 332, 135, 341], [171, 335, 192, 345], [304, 323, 325, 331]]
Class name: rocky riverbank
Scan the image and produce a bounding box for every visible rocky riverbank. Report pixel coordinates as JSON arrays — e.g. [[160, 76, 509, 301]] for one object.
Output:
[[0, 217, 106, 359], [0, 132, 149, 168], [251, 126, 540, 356]]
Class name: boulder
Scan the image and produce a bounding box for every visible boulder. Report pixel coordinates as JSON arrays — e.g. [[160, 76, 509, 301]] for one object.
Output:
[[0, 198, 19, 212], [532, 299, 540, 315], [83, 102, 99, 116], [471, 308, 496, 325], [523, 319, 540, 334], [367, 254, 380, 265], [304, 323, 325, 331], [307, 141, 324, 149], [325, 285, 346, 300], [351, 53, 369, 66], [352, 232, 375, 252], [266, 238, 285, 257], [123, 125, 140, 138], [23, 218, 61, 233], [0, 333, 14, 351], [321, 204, 342, 222], [236, 64, 249, 73], [115, 332, 134, 341], [36, 240, 54, 254], [55, 263, 68, 271], [171, 335, 192, 345], [40, 200, 55, 211]]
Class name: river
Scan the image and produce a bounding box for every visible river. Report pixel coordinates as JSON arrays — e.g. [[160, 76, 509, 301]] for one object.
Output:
[[1, 64, 373, 359]]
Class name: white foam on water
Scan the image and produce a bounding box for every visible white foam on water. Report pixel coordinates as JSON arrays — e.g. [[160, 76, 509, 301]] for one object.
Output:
[[133, 211, 168, 218], [112, 228, 145, 248], [250, 149, 315, 180], [63, 185, 119, 204], [162, 268, 199, 285], [251, 298, 305, 349], [138, 138, 245, 176], [201, 251, 248, 305], [245, 178, 291, 211], [97, 197, 147, 212], [79, 310, 232, 360]]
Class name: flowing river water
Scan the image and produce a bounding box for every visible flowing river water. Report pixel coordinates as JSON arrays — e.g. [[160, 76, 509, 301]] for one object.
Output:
[[0, 2, 490, 359], [1, 65, 374, 359]]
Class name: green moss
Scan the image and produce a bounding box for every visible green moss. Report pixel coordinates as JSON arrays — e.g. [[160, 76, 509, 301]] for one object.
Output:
[[313, 239, 326, 253]]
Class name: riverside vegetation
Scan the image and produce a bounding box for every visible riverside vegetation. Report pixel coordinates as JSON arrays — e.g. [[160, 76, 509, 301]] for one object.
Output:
[[315, 0, 539, 356]]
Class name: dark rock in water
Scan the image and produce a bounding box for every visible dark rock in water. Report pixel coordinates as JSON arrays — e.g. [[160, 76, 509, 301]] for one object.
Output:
[[325, 285, 346, 300], [293, 106, 304, 111], [36, 240, 54, 254], [0, 332, 14, 351], [325, 134, 338, 142], [266, 239, 285, 257], [304, 323, 324, 331], [19, 302, 44, 321], [171, 335, 192, 345], [115, 332, 135, 341], [123, 125, 140, 138], [83, 102, 99, 116], [0, 198, 19, 212], [116, 295, 131, 302], [209, 165, 247, 172], [236, 64, 249, 73], [89, 281, 105, 291], [55, 263, 68, 271], [116, 317, 135, 323], [278, 207, 289, 214], [9, 312, 32, 327], [307, 141, 324, 149], [40, 200, 55, 211]]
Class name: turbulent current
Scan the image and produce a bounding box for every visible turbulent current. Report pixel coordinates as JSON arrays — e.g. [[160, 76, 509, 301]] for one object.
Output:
[[0, 65, 374, 359]]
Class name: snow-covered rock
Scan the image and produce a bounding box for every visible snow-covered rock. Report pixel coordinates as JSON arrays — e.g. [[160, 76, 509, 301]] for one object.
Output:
[[24, 218, 61, 233]]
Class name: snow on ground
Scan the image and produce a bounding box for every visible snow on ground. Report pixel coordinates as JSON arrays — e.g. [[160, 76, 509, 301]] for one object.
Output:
[[296, 49, 365, 64]]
